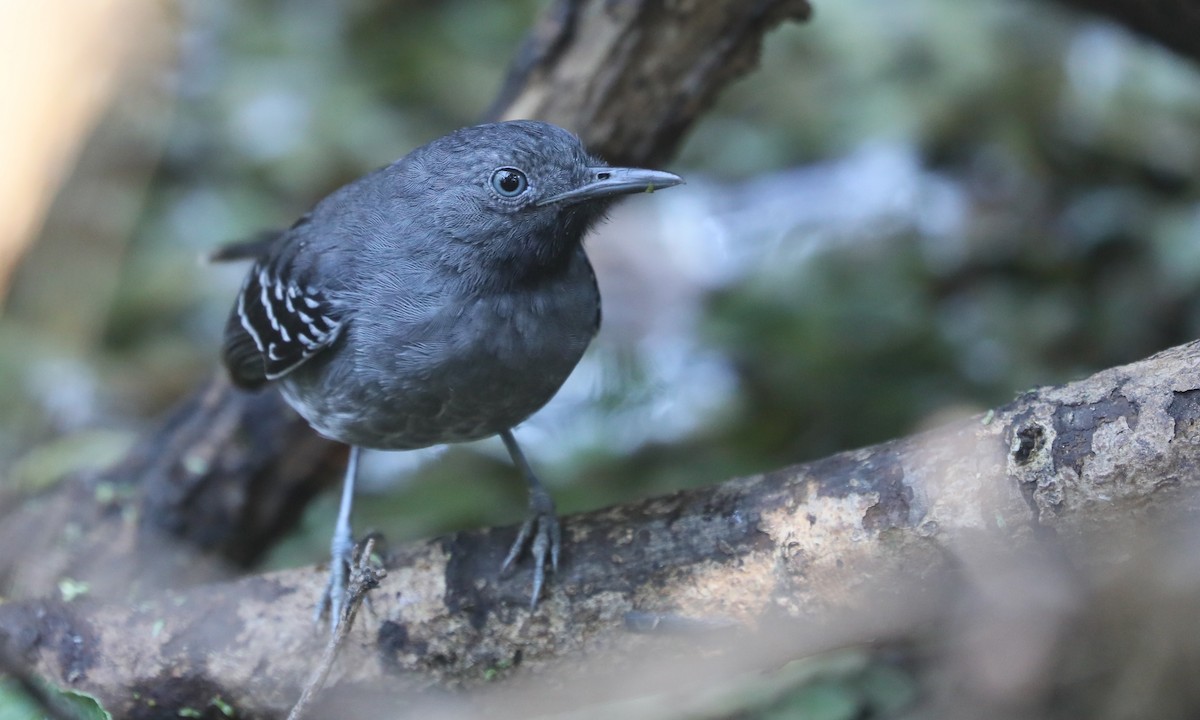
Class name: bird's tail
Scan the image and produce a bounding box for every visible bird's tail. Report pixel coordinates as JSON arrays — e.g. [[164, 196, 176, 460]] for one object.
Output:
[[206, 229, 286, 263]]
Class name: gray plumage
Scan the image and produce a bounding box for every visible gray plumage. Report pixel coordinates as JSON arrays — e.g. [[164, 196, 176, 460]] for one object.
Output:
[[219, 120, 682, 626]]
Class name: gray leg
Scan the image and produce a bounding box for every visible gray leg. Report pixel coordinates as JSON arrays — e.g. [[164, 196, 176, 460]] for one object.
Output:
[[498, 429, 561, 608], [316, 444, 360, 632]]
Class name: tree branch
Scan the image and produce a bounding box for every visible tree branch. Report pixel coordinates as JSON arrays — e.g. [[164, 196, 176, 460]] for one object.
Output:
[[4, 340, 1199, 718]]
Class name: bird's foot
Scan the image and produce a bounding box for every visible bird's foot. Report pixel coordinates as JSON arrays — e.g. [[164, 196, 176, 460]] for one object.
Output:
[[501, 483, 561, 608], [314, 525, 356, 633]]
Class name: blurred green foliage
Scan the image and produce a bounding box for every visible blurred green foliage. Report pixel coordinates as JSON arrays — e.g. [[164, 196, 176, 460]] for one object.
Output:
[[0, 679, 111, 720], [4, 0, 1200, 569]]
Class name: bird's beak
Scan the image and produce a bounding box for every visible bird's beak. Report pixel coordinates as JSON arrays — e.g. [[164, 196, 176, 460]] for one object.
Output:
[[538, 167, 684, 206]]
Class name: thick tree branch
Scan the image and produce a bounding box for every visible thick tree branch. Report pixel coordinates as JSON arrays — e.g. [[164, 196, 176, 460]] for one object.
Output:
[[4, 341, 1200, 718], [491, 0, 813, 165]]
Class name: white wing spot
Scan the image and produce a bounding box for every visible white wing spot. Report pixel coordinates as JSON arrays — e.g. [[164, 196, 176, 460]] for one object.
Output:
[[238, 275, 266, 353], [259, 272, 280, 331]]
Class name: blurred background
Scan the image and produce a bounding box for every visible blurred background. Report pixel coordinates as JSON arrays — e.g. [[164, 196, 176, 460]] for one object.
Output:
[[3, 0, 1200, 571]]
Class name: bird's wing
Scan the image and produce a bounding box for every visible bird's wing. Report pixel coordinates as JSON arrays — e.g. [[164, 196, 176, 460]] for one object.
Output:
[[220, 228, 345, 389]]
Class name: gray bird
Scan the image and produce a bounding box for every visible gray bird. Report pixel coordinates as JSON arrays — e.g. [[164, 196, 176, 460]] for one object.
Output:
[[219, 120, 683, 628]]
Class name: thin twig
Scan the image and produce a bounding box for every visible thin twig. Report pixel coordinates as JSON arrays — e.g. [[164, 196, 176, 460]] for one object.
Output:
[[286, 538, 386, 720]]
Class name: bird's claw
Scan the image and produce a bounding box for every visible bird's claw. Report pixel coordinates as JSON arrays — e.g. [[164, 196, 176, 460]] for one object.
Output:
[[501, 487, 561, 608], [314, 527, 356, 632]]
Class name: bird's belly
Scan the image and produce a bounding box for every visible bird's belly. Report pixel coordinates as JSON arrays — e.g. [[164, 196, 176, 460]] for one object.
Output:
[[281, 289, 598, 450]]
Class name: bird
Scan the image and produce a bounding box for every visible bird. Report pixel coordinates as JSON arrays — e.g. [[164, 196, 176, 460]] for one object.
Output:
[[217, 120, 683, 629]]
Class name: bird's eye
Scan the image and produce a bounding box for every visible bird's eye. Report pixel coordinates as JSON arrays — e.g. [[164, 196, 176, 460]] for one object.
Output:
[[491, 167, 528, 197]]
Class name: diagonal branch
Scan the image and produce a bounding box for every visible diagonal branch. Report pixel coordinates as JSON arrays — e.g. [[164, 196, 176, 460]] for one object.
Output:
[[3, 340, 1199, 718]]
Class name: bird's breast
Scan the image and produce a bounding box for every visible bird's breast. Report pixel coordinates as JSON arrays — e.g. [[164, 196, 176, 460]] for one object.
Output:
[[282, 252, 601, 450]]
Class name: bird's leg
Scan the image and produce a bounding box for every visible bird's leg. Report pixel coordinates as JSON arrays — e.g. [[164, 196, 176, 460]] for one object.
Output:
[[315, 444, 360, 632], [498, 429, 561, 608]]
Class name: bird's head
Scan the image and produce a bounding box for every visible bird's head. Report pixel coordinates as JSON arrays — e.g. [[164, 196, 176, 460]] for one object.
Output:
[[409, 120, 683, 285]]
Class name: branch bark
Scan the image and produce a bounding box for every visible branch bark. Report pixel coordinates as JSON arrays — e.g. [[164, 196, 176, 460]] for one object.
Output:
[[4, 340, 1200, 718]]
